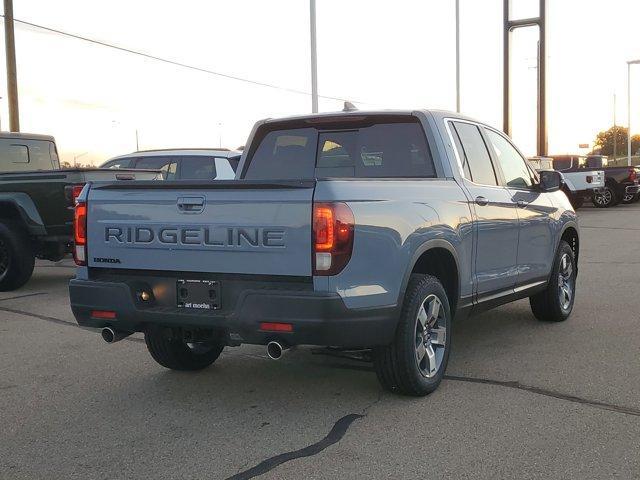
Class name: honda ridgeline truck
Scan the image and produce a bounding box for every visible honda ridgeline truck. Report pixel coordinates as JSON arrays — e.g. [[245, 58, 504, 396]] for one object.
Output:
[[69, 110, 579, 396]]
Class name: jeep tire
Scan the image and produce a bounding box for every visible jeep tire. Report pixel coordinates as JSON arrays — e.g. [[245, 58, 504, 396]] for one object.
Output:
[[0, 221, 35, 292]]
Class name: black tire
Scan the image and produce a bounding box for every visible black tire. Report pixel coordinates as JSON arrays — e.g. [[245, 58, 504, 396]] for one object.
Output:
[[145, 326, 224, 371], [373, 274, 452, 396], [592, 185, 617, 208], [529, 241, 576, 322], [0, 221, 35, 292], [633, 194, 640, 204]]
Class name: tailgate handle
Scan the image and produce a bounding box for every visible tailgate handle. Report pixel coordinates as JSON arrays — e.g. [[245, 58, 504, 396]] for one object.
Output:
[[177, 197, 205, 213]]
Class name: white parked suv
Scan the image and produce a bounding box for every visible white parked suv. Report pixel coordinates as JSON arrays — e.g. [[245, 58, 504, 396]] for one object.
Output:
[[100, 148, 241, 180]]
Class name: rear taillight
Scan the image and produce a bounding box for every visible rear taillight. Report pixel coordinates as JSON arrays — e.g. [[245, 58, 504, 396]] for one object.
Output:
[[73, 201, 87, 266], [313, 202, 354, 276], [629, 168, 637, 182]]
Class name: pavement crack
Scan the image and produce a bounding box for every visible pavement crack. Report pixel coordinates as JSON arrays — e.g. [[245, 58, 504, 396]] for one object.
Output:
[[0, 292, 47, 303], [445, 374, 640, 417], [225, 413, 364, 480]]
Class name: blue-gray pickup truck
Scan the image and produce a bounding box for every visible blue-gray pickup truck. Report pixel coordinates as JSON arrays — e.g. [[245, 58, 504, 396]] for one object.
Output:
[[69, 109, 579, 396]]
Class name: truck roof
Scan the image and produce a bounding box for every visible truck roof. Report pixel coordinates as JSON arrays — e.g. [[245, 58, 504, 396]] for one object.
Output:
[[0, 132, 55, 142], [258, 109, 481, 126]]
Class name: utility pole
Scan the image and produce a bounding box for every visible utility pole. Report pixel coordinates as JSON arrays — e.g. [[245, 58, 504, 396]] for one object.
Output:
[[4, 0, 20, 132], [135, 129, 139, 151], [627, 60, 640, 167], [504, 0, 547, 156], [309, 0, 318, 113], [455, 0, 460, 113]]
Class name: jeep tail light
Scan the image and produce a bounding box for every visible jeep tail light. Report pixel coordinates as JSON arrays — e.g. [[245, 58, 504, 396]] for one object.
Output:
[[629, 168, 637, 182], [313, 202, 354, 276], [64, 183, 86, 206], [73, 200, 87, 266]]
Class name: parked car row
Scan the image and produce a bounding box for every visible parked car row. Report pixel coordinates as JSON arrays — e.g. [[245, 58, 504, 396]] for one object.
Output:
[[533, 154, 639, 209], [583, 155, 640, 207], [0, 134, 241, 290], [528, 156, 605, 209], [100, 148, 241, 180]]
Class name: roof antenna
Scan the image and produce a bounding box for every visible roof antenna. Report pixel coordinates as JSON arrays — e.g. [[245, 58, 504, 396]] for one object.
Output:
[[342, 101, 358, 112]]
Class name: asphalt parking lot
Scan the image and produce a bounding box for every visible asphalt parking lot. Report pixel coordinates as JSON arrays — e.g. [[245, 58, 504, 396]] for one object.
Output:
[[1, 203, 639, 480]]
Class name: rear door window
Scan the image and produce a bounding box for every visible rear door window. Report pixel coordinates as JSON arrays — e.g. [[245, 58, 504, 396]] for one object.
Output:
[[451, 122, 498, 186]]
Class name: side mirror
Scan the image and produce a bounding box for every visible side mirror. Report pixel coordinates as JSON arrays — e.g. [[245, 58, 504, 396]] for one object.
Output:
[[537, 170, 562, 192]]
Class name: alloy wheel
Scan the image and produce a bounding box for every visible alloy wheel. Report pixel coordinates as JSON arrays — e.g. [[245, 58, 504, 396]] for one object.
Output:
[[594, 188, 612, 206], [558, 253, 574, 311], [415, 294, 447, 378]]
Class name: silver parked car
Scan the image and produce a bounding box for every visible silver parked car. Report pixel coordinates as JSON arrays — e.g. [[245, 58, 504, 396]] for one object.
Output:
[[100, 148, 240, 180]]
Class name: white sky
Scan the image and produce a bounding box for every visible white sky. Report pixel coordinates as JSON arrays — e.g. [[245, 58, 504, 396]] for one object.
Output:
[[1, 0, 639, 165]]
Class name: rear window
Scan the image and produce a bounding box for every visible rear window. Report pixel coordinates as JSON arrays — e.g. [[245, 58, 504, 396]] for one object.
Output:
[[179, 157, 216, 180], [0, 139, 57, 172], [243, 119, 435, 180], [552, 158, 573, 171]]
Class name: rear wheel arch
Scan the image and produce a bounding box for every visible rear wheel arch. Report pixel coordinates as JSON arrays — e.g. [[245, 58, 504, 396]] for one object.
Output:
[[400, 241, 460, 317], [559, 225, 579, 266], [0, 195, 46, 235]]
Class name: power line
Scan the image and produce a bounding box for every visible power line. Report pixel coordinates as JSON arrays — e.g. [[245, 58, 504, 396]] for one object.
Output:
[[4, 16, 376, 106]]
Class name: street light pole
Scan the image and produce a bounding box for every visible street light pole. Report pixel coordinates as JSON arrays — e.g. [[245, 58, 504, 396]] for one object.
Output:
[[627, 60, 640, 167], [74, 152, 88, 168], [309, 0, 318, 113]]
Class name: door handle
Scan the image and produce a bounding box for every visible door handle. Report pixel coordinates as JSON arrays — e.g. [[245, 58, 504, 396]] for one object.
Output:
[[475, 196, 489, 206]]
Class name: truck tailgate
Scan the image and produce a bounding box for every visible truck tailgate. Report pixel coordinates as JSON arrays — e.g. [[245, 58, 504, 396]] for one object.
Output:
[[85, 181, 314, 276]]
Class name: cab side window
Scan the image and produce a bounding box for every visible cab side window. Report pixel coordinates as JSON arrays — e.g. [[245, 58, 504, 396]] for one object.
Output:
[[485, 129, 532, 188], [451, 121, 498, 186]]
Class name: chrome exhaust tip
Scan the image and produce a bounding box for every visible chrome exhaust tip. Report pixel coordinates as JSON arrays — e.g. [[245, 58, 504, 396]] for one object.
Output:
[[267, 341, 288, 360], [101, 327, 132, 344]]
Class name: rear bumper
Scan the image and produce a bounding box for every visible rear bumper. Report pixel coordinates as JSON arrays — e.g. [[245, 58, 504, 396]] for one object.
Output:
[[573, 187, 603, 197], [68, 278, 398, 348]]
